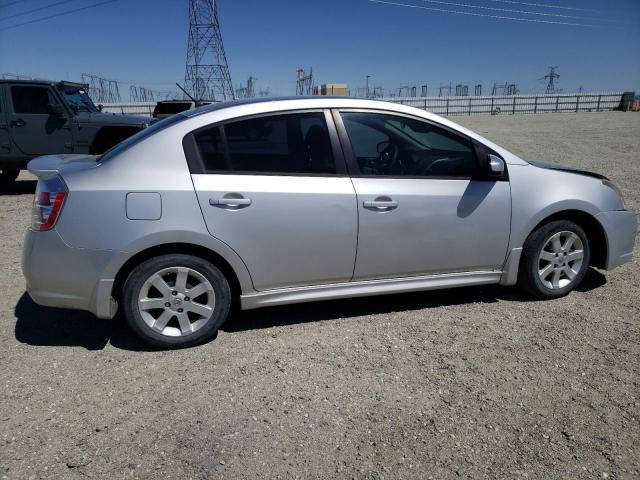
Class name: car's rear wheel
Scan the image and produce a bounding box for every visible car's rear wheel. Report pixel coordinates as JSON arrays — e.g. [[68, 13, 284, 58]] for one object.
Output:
[[517, 220, 591, 299], [122, 254, 231, 348], [0, 167, 20, 189]]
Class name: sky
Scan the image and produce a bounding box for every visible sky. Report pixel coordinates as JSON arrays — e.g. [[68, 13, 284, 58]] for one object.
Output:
[[0, 0, 639, 99]]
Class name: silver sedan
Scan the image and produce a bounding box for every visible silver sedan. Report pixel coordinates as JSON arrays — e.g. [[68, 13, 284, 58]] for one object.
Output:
[[22, 97, 637, 348]]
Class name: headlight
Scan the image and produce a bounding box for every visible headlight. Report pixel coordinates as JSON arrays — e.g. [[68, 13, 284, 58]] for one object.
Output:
[[602, 179, 626, 209]]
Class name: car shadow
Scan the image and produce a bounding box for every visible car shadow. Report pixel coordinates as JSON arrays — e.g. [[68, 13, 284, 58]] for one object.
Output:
[[1, 179, 37, 195], [13, 293, 153, 352], [13, 268, 606, 350]]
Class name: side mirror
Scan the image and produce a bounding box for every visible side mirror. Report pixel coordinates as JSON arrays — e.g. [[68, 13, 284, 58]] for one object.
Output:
[[97, 104, 104, 112], [46, 103, 65, 118], [488, 154, 505, 177]]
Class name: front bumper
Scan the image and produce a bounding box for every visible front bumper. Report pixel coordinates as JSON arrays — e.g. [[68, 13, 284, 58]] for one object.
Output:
[[22, 228, 118, 319], [595, 209, 638, 270]]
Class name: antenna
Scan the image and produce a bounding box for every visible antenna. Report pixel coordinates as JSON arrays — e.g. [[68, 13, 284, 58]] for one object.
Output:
[[184, 0, 234, 102]]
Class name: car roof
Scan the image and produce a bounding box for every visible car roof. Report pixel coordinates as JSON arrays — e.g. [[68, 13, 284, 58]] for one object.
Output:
[[0, 79, 56, 86], [181, 96, 398, 118]]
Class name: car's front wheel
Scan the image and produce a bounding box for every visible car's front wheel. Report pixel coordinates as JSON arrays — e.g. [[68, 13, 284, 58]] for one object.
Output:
[[517, 220, 591, 299], [122, 254, 231, 348]]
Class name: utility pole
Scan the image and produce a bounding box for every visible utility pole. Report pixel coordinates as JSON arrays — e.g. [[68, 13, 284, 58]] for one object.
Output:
[[184, 0, 234, 102]]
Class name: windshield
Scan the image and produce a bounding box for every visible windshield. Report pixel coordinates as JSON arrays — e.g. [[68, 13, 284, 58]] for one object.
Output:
[[98, 113, 188, 163], [60, 85, 98, 113]]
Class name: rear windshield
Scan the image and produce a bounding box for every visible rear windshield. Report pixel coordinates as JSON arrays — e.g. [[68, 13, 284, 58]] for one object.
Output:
[[98, 114, 187, 163], [153, 102, 193, 115]]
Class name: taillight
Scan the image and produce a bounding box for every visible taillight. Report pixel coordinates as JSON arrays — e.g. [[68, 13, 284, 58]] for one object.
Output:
[[32, 177, 67, 231]]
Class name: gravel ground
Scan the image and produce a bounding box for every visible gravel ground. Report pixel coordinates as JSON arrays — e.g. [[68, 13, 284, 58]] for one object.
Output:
[[1, 112, 639, 480]]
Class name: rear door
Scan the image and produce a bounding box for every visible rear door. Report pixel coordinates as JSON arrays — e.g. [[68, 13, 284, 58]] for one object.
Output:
[[187, 110, 358, 291], [6, 84, 73, 156], [0, 88, 12, 156], [335, 110, 511, 280]]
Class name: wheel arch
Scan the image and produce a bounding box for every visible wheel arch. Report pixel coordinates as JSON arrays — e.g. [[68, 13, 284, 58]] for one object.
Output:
[[525, 209, 608, 269], [112, 242, 244, 306]]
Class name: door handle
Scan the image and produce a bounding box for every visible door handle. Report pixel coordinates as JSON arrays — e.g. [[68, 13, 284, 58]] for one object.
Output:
[[363, 197, 398, 211], [11, 119, 26, 128], [209, 194, 252, 208]]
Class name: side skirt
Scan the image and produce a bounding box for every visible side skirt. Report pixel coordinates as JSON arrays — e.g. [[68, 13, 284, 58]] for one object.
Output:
[[240, 271, 502, 310]]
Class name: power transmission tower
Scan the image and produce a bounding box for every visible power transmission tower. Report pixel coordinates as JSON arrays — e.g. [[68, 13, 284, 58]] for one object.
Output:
[[130, 86, 157, 102], [296, 68, 313, 95], [236, 75, 256, 99], [81, 73, 121, 103], [475, 84, 482, 96], [455, 84, 468, 96], [544, 66, 560, 94], [184, 0, 235, 102], [438, 83, 452, 97], [398, 86, 410, 97], [421, 85, 428, 97]]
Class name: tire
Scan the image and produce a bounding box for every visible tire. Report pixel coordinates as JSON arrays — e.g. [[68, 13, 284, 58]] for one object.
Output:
[[0, 167, 20, 190], [517, 220, 591, 299], [122, 254, 231, 349]]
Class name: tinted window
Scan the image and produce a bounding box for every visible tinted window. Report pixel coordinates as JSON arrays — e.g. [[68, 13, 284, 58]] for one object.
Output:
[[99, 114, 186, 163], [154, 102, 193, 115], [193, 126, 227, 170], [193, 112, 336, 175], [11, 86, 59, 114], [341, 112, 477, 177]]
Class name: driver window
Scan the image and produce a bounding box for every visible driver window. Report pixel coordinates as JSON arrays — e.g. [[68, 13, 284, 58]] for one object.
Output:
[[11, 86, 59, 115], [340, 112, 478, 178]]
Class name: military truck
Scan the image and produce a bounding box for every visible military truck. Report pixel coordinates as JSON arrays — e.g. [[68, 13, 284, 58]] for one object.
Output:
[[0, 80, 152, 187]]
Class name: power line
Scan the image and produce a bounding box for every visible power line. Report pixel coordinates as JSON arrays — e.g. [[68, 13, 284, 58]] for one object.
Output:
[[0, 0, 77, 22], [0, 0, 120, 31], [0, 1, 32, 8], [488, 0, 603, 13], [368, 0, 605, 27], [417, 0, 616, 22]]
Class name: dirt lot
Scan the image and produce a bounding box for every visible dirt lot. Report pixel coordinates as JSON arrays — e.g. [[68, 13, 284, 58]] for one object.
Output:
[[1, 112, 639, 479]]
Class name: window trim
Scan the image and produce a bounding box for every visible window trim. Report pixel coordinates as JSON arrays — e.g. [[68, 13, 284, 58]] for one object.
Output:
[[182, 108, 349, 177], [332, 108, 507, 181]]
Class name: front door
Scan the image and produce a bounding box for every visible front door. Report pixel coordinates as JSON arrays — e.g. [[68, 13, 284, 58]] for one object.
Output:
[[336, 110, 511, 280], [6, 84, 73, 156], [189, 110, 358, 291]]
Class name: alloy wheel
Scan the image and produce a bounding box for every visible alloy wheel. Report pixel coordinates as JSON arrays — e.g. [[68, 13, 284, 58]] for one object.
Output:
[[537, 231, 584, 290], [137, 266, 215, 337]]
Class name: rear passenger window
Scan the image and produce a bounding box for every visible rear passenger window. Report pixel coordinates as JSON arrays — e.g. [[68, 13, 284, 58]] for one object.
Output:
[[11, 86, 59, 114], [191, 112, 336, 175]]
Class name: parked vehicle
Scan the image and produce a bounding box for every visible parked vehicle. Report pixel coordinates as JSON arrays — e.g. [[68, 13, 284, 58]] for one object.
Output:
[[152, 100, 213, 119], [22, 97, 637, 348], [0, 80, 152, 187]]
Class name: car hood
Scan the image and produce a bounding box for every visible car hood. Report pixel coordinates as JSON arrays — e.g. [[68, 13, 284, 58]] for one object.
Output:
[[526, 159, 608, 181]]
